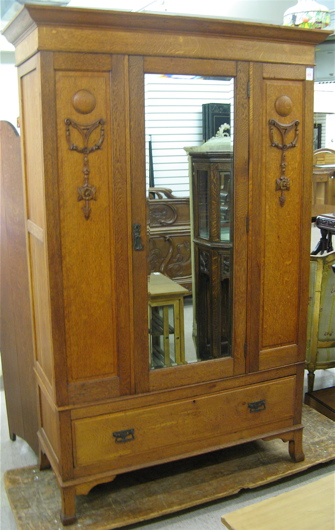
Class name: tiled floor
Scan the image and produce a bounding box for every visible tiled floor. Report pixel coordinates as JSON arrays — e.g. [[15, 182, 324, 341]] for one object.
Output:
[[1, 364, 334, 529]]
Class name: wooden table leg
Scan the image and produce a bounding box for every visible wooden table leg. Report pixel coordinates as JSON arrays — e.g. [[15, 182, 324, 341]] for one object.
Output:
[[163, 305, 171, 366]]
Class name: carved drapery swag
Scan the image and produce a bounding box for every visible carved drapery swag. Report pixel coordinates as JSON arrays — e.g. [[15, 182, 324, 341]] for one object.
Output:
[[269, 118, 300, 206], [65, 118, 105, 219]]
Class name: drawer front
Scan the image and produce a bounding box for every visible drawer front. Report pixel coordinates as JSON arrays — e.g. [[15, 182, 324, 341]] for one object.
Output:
[[73, 377, 295, 468]]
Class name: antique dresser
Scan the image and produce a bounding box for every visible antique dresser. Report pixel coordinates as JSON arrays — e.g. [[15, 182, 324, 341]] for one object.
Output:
[[3, 4, 329, 524]]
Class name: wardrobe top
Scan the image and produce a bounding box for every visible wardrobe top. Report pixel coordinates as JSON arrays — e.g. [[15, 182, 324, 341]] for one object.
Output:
[[3, 3, 331, 66]]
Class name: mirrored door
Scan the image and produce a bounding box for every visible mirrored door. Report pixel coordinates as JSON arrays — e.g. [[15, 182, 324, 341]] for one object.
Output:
[[145, 73, 235, 370]]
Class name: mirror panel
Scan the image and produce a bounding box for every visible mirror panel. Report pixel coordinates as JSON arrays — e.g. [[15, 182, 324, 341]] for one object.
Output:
[[145, 74, 234, 370]]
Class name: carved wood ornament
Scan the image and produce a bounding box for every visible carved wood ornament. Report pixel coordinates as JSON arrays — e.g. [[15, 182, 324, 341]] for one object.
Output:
[[65, 89, 105, 219], [269, 95, 299, 206], [149, 204, 178, 226], [148, 237, 191, 277]]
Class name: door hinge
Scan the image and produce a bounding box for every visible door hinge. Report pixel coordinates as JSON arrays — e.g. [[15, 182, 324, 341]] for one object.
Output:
[[246, 216, 249, 233], [244, 342, 247, 358], [247, 81, 251, 98]]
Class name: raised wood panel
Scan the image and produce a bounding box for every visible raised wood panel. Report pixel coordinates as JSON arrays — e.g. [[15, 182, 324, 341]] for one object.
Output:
[[261, 80, 304, 350], [21, 61, 45, 228], [263, 64, 307, 80], [55, 70, 117, 383], [39, 388, 61, 463], [28, 235, 54, 384], [54, 52, 113, 72], [259, 345, 299, 372], [20, 58, 55, 387]]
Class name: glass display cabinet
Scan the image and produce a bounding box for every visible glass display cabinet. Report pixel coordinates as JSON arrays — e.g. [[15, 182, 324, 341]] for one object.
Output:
[[3, 4, 330, 525], [191, 152, 233, 360]]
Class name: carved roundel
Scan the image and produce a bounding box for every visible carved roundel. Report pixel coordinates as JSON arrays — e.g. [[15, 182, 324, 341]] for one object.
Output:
[[275, 95, 293, 117], [72, 89, 96, 114]]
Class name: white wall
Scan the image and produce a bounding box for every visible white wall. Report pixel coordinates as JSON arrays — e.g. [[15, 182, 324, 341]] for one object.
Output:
[[145, 74, 234, 196], [325, 113, 335, 147], [314, 82, 335, 149], [0, 63, 19, 129], [314, 82, 335, 114]]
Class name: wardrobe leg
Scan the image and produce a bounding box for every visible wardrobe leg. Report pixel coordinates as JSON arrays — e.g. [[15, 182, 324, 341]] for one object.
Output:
[[39, 449, 51, 470], [60, 486, 77, 526], [288, 430, 305, 463]]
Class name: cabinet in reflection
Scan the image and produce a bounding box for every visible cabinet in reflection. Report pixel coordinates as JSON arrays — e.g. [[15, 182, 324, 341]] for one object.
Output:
[[191, 152, 233, 360]]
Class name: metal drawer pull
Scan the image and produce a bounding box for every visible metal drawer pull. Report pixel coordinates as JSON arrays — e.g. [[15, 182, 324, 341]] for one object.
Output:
[[248, 399, 266, 413], [113, 428, 135, 443]]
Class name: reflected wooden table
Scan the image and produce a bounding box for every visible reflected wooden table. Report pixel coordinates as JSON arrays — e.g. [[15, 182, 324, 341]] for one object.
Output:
[[148, 273, 189, 367]]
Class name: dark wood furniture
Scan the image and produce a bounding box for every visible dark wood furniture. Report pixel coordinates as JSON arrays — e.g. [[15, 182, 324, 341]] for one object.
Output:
[[147, 188, 192, 292], [305, 250, 335, 392], [190, 152, 233, 360], [3, 4, 330, 525], [304, 387, 335, 421], [202, 103, 231, 141], [0, 121, 39, 454]]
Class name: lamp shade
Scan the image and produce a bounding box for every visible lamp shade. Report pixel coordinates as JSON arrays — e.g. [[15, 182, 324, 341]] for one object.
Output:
[[283, 0, 330, 29]]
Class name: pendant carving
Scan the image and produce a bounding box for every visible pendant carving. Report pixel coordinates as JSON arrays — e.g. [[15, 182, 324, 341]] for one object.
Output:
[[65, 117, 105, 219], [269, 118, 299, 206]]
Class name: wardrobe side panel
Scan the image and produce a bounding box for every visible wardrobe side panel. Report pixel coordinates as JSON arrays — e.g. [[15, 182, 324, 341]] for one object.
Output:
[[20, 59, 54, 386]]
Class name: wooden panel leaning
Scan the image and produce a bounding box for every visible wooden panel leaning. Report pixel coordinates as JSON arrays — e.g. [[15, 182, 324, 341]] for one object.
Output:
[[0, 120, 39, 454]]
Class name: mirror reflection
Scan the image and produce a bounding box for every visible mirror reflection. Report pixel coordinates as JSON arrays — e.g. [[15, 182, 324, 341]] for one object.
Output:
[[146, 74, 234, 369]]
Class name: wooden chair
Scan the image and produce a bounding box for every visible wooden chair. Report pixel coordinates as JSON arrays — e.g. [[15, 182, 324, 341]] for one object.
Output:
[[305, 250, 335, 392], [312, 148, 335, 218]]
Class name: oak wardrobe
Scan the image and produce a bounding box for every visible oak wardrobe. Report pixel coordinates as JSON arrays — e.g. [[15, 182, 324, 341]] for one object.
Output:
[[3, 4, 329, 524]]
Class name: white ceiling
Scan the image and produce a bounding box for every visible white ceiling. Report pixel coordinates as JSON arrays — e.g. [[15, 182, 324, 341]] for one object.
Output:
[[67, 0, 335, 25], [1, 0, 334, 52]]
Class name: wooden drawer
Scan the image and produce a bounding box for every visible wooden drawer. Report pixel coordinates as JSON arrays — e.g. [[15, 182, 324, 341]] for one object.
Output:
[[72, 377, 295, 469]]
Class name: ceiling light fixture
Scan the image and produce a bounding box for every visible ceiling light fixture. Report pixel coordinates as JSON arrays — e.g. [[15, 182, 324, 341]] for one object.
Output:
[[283, 0, 330, 29]]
